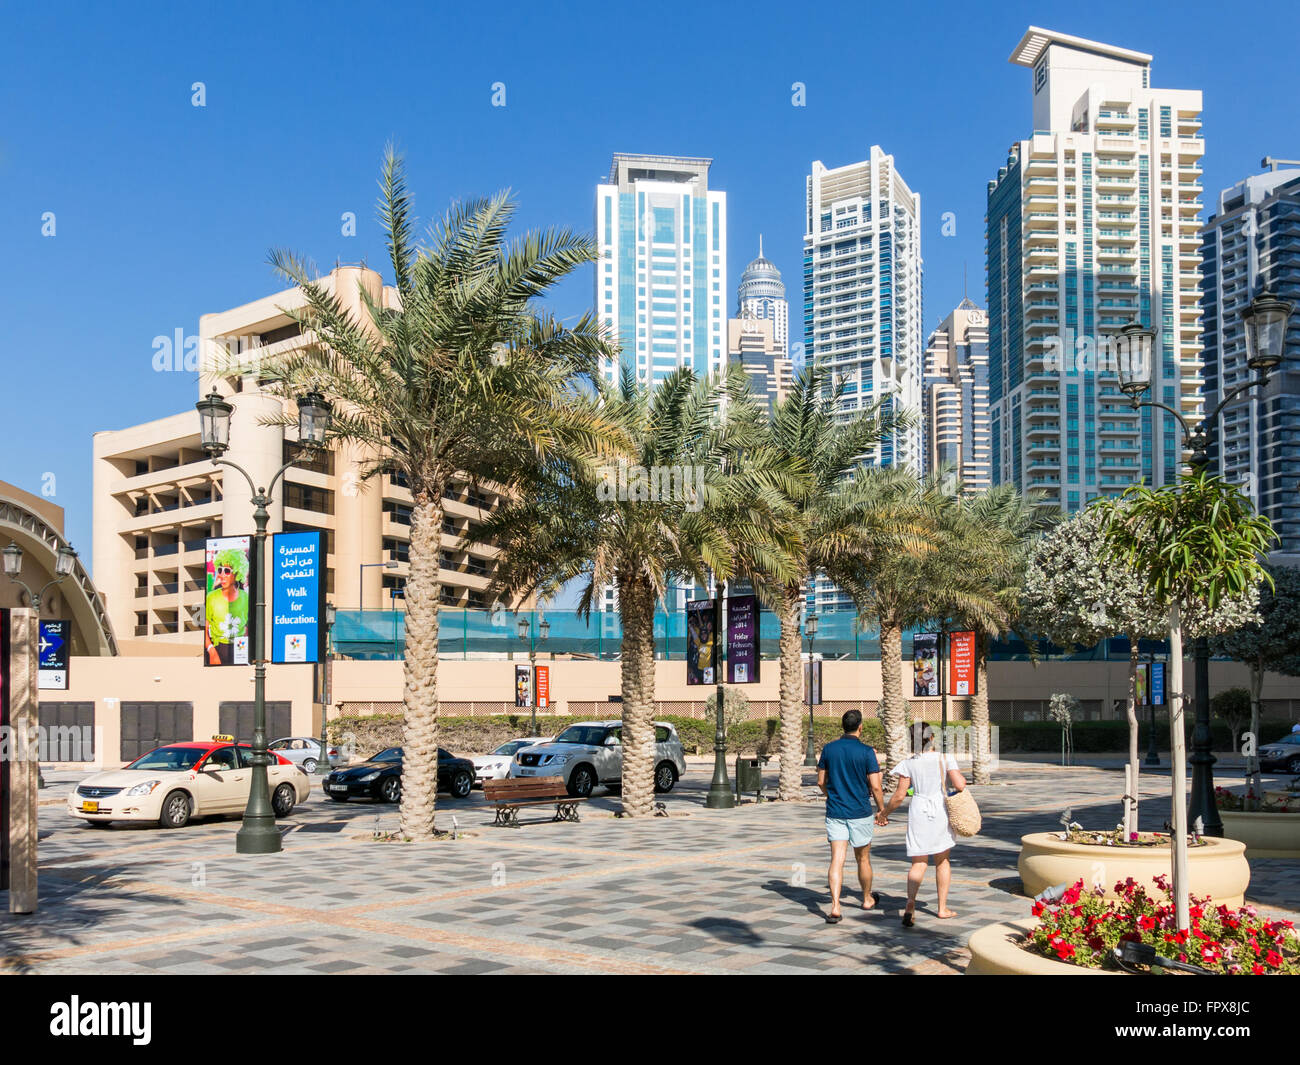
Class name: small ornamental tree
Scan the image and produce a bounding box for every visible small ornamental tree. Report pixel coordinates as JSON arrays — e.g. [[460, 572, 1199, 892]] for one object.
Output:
[[1022, 503, 1260, 835], [1210, 564, 1300, 804], [1102, 471, 1276, 933]]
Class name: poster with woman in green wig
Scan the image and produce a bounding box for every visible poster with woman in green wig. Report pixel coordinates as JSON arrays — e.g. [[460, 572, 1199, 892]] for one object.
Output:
[[204, 536, 253, 666]]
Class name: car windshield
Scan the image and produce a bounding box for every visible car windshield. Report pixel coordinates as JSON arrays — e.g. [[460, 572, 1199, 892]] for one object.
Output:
[[371, 748, 403, 762], [126, 746, 204, 771], [554, 726, 609, 746], [493, 740, 535, 756]]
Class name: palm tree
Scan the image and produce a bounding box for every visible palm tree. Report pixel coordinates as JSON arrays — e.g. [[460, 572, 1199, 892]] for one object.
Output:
[[484, 365, 803, 816], [249, 148, 621, 840], [926, 485, 1053, 784], [742, 365, 915, 801]]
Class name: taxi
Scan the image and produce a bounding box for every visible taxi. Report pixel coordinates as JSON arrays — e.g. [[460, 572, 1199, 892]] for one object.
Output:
[[68, 736, 312, 829]]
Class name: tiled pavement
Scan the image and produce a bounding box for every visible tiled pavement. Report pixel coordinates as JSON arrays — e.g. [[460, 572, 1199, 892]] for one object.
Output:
[[4, 761, 1296, 975]]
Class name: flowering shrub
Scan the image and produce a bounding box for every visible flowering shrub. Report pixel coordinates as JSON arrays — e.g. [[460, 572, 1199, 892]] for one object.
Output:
[[1062, 826, 1205, 848], [1216, 786, 1294, 813], [1027, 876, 1300, 974]]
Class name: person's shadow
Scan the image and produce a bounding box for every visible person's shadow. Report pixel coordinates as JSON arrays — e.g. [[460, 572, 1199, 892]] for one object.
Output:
[[762, 878, 891, 919]]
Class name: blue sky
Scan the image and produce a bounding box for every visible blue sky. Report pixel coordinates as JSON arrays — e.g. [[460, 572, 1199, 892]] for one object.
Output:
[[2, 0, 1296, 573]]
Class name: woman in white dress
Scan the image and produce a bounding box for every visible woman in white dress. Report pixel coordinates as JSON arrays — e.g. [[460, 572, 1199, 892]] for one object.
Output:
[[877, 724, 967, 927]]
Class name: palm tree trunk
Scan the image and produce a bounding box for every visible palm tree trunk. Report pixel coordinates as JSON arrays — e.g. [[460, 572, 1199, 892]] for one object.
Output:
[[776, 582, 805, 801], [399, 477, 442, 840], [1168, 602, 1190, 932], [618, 570, 657, 817], [971, 630, 992, 785], [1125, 638, 1140, 835], [878, 617, 906, 779]]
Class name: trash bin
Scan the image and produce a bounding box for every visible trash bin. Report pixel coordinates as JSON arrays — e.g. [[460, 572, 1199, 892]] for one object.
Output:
[[735, 755, 765, 802]]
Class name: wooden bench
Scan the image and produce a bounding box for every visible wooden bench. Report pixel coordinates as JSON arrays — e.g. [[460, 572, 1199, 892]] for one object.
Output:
[[484, 776, 586, 828]]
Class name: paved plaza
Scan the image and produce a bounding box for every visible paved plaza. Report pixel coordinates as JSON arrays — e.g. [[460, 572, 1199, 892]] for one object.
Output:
[[3, 759, 1297, 975]]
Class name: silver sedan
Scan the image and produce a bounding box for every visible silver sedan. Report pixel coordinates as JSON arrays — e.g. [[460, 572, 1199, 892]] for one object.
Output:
[[267, 737, 337, 774]]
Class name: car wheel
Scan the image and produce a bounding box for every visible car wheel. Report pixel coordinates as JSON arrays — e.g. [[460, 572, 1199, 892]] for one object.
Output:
[[568, 764, 596, 798], [272, 783, 296, 818], [449, 770, 473, 799], [1288, 756, 1300, 774], [654, 762, 679, 793], [159, 790, 191, 829], [380, 776, 402, 804], [302, 758, 318, 774]]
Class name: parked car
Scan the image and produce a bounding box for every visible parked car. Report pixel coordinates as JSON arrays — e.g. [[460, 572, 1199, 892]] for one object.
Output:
[[472, 737, 552, 786], [68, 737, 311, 828], [508, 721, 686, 797], [267, 736, 332, 773], [1259, 732, 1300, 773], [322, 746, 476, 803]]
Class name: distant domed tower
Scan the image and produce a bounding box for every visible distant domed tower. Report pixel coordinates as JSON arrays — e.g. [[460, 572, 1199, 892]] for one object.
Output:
[[737, 236, 788, 355]]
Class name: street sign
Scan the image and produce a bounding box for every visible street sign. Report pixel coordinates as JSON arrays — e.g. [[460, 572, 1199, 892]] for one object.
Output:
[[37, 618, 70, 691]]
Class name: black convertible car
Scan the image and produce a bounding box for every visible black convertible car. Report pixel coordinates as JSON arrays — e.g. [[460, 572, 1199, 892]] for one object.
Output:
[[322, 746, 476, 803]]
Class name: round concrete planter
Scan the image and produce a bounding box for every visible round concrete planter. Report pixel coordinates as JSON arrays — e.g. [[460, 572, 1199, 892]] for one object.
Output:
[[1017, 832, 1249, 907], [1220, 809, 1300, 859], [966, 918, 1115, 976]]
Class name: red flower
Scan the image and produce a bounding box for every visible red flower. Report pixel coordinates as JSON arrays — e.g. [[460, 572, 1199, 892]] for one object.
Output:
[[1087, 936, 1105, 952], [1201, 944, 1222, 964], [1031, 900, 1045, 918], [1252, 964, 1265, 975], [1138, 915, 1157, 931], [1266, 951, 1283, 968], [1055, 942, 1076, 960]]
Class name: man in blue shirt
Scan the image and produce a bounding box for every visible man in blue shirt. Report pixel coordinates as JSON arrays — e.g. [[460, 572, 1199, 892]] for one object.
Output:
[[817, 709, 885, 922]]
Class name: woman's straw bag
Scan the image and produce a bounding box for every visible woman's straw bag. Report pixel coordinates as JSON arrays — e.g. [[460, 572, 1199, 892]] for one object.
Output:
[[945, 787, 981, 837]]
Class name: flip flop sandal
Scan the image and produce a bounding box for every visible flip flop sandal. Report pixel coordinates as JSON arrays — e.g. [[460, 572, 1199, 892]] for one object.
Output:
[[826, 913, 843, 924], [864, 891, 881, 910], [902, 910, 915, 928]]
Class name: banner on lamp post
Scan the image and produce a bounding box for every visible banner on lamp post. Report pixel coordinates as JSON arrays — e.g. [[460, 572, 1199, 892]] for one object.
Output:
[[726, 594, 759, 684], [912, 632, 939, 697], [949, 631, 976, 696], [685, 598, 717, 686], [535, 665, 550, 710], [204, 535, 254, 667], [1151, 661, 1166, 707], [515, 665, 532, 708], [271, 531, 324, 664]]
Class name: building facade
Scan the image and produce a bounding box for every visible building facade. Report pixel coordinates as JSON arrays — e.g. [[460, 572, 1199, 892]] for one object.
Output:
[[805, 146, 923, 612], [92, 266, 526, 649], [595, 154, 727, 387], [986, 27, 1204, 513], [728, 315, 793, 412], [736, 237, 789, 355], [1200, 167, 1300, 560], [922, 300, 992, 494]]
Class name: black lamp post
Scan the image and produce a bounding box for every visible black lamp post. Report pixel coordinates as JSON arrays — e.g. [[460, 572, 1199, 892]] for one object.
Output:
[[802, 613, 819, 768], [317, 601, 336, 776], [196, 388, 333, 855], [518, 614, 549, 736], [1144, 651, 1161, 768], [1115, 289, 1292, 836]]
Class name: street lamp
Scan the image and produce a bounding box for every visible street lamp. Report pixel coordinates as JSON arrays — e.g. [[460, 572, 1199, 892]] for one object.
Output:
[[359, 560, 399, 611], [518, 615, 550, 737], [317, 601, 336, 776], [803, 613, 819, 768], [196, 388, 333, 855], [1113, 289, 1293, 835], [1145, 651, 1161, 768]]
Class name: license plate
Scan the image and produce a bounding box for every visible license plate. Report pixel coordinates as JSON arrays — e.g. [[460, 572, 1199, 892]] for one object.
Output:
[[326, 784, 347, 792], [81, 801, 99, 813], [519, 769, 536, 776]]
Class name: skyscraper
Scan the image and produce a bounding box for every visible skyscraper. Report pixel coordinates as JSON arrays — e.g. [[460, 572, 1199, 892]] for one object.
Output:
[[804, 145, 924, 474], [1200, 166, 1300, 560], [728, 314, 793, 413], [986, 27, 1204, 513], [923, 300, 992, 495], [805, 146, 924, 611], [595, 154, 727, 386], [737, 237, 789, 355]]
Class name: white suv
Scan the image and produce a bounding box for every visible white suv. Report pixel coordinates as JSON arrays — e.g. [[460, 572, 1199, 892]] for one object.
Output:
[[508, 720, 686, 797]]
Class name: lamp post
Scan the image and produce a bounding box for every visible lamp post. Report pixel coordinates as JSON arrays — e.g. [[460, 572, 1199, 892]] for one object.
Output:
[[196, 388, 333, 855], [358, 560, 398, 611], [1144, 652, 1162, 768], [517, 615, 549, 737], [1115, 289, 1292, 836], [3, 541, 77, 791], [317, 601, 336, 776], [803, 613, 819, 768]]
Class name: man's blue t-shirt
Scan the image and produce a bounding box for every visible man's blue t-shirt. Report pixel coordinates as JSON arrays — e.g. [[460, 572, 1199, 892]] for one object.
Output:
[[817, 736, 881, 820]]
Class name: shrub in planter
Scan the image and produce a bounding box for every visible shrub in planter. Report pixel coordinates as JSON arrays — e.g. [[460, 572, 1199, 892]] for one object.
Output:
[[1027, 876, 1300, 974]]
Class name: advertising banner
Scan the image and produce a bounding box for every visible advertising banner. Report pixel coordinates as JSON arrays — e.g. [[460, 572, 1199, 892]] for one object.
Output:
[[913, 632, 939, 696], [685, 598, 717, 685], [515, 664, 532, 708], [204, 536, 254, 666], [37, 619, 70, 691], [803, 658, 823, 706], [271, 531, 324, 664], [1151, 661, 1166, 707], [535, 665, 550, 709], [1135, 662, 1150, 706], [949, 631, 976, 696], [726, 594, 759, 684]]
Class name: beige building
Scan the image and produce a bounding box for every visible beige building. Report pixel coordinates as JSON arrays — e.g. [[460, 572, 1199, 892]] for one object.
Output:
[[92, 266, 525, 653], [727, 314, 793, 411], [922, 300, 992, 494]]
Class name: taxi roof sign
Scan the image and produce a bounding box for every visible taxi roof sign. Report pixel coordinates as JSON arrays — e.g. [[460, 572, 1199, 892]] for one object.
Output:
[[211, 734, 235, 743]]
